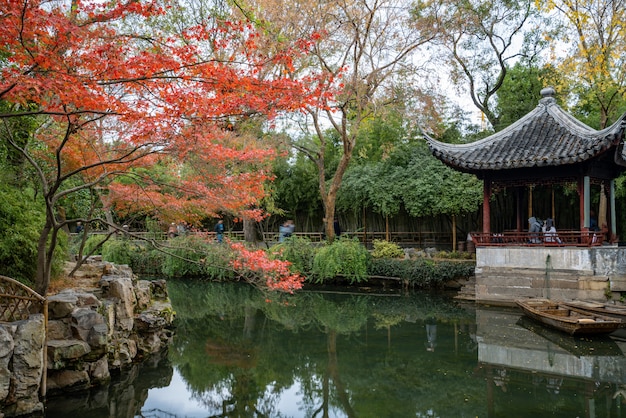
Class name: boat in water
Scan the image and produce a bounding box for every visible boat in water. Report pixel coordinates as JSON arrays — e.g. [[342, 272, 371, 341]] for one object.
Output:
[[515, 298, 624, 336], [561, 300, 626, 322]]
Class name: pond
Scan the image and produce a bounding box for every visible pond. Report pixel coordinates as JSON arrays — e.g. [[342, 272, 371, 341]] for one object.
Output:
[[43, 281, 626, 417]]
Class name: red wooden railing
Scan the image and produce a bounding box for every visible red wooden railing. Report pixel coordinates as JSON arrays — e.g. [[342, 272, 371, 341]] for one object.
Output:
[[469, 230, 604, 247]]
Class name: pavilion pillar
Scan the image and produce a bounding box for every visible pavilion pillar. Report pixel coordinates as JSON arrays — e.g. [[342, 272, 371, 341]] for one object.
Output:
[[610, 180, 617, 240], [583, 176, 591, 229], [516, 186, 523, 232], [483, 179, 491, 234], [578, 177, 589, 230]]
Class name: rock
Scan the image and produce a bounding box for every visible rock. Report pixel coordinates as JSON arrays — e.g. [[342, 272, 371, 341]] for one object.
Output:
[[47, 319, 72, 340], [88, 356, 110, 384], [150, 280, 168, 300], [135, 281, 152, 312], [0, 325, 15, 400], [70, 308, 106, 342], [47, 292, 78, 320], [46, 369, 90, 392], [99, 277, 136, 331], [0, 259, 175, 416], [11, 315, 45, 414], [47, 340, 91, 369]]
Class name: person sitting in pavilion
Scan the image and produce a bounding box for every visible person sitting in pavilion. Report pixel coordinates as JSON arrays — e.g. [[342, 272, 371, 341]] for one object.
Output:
[[528, 217, 542, 243], [542, 218, 562, 244]]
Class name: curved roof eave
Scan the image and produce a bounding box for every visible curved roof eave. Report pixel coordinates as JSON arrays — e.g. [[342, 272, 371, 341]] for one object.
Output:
[[424, 88, 626, 173]]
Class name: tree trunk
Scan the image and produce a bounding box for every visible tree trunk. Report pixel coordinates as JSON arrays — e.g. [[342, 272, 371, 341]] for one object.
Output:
[[34, 222, 52, 296], [452, 214, 457, 251], [243, 217, 257, 244]]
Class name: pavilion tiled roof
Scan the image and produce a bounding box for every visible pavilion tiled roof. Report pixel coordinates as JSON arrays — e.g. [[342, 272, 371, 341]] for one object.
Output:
[[425, 87, 626, 174]]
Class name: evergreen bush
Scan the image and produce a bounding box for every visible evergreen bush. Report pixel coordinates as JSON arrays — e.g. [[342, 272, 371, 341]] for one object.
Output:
[[270, 236, 317, 275], [160, 236, 236, 280], [312, 238, 370, 284], [371, 239, 405, 258], [0, 183, 66, 285], [82, 234, 109, 256], [368, 258, 474, 288], [102, 238, 138, 266]]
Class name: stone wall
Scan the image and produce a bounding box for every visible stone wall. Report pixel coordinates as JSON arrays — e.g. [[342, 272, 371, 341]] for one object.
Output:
[[475, 246, 626, 304], [0, 260, 175, 417]]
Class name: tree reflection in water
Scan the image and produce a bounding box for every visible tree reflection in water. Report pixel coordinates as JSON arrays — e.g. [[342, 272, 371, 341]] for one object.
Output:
[[166, 281, 479, 417], [44, 281, 626, 417]]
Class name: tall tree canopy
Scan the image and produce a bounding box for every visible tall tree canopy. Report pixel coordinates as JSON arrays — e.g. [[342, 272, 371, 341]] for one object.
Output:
[[0, 0, 318, 294], [233, 0, 439, 240], [413, 0, 543, 129], [538, 0, 626, 129]]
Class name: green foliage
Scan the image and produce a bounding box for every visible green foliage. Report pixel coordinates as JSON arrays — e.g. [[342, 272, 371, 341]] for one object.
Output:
[[272, 153, 323, 219], [128, 246, 165, 276], [435, 250, 474, 260], [102, 238, 138, 266], [311, 238, 370, 284], [371, 239, 405, 259], [161, 236, 236, 280], [495, 62, 560, 131], [0, 180, 69, 285], [337, 142, 482, 218], [83, 234, 109, 256], [270, 236, 317, 275], [0, 184, 44, 285], [368, 258, 475, 288]]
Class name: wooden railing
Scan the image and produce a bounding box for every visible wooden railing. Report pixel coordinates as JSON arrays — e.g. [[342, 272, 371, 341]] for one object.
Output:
[[0, 275, 46, 322], [0, 275, 48, 396], [470, 230, 604, 247], [78, 230, 454, 248]]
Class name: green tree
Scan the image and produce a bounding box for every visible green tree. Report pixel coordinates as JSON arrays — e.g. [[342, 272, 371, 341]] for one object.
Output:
[[338, 142, 482, 246], [495, 62, 561, 131], [234, 0, 437, 241], [413, 0, 544, 129], [538, 0, 626, 129]]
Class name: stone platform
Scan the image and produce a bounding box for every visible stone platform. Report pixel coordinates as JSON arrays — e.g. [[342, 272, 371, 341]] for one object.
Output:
[[474, 245, 626, 305]]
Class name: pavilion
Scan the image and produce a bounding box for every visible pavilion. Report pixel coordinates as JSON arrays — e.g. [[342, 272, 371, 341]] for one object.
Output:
[[424, 87, 626, 304]]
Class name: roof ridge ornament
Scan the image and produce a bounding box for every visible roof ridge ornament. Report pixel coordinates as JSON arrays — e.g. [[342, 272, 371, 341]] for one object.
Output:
[[540, 86, 556, 105]]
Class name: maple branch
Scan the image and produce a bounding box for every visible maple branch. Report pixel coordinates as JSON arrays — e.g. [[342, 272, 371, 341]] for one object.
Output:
[[0, 109, 119, 119], [53, 144, 165, 203]]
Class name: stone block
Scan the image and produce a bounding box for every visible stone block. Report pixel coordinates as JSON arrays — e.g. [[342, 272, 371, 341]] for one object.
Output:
[[47, 319, 72, 340], [47, 292, 78, 320], [70, 308, 106, 342], [0, 325, 14, 401], [47, 340, 91, 369], [46, 369, 90, 392]]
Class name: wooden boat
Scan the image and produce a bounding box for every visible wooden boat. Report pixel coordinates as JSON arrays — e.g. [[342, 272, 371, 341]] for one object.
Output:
[[515, 316, 624, 357], [561, 300, 626, 322], [515, 298, 624, 335]]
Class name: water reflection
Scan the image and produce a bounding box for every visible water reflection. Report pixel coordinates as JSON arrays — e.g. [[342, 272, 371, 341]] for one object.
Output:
[[475, 308, 626, 417], [41, 282, 626, 417]]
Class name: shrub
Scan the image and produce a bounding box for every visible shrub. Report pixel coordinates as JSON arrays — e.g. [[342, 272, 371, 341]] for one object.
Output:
[[312, 238, 370, 284], [270, 236, 317, 275], [129, 246, 165, 276], [82, 234, 109, 256], [371, 239, 405, 259], [161, 235, 236, 280], [368, 258, 474, 288], [102, 238, 139, 266], [0, 184, 63, 285]]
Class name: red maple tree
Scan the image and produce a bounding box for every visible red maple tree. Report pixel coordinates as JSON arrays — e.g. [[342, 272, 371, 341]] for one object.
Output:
[[0, 0, 319, 294]]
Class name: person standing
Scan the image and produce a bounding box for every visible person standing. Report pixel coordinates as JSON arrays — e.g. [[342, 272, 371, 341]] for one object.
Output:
[[279, 220, 295, 243], [333, 217, 341, 237], [214, 219, 224, 243]]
